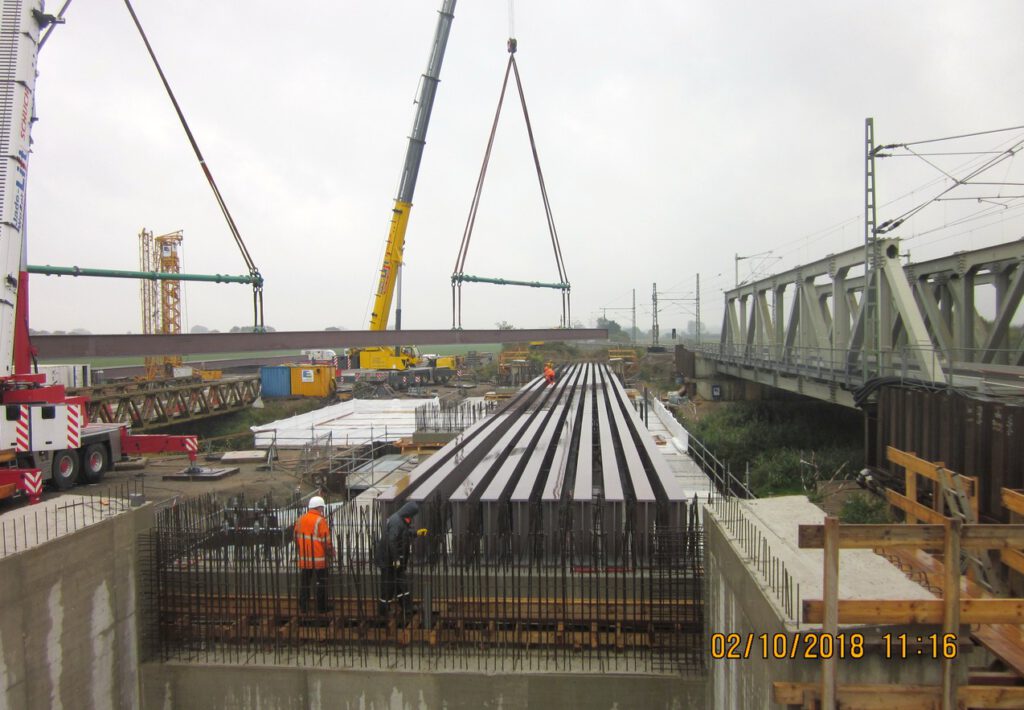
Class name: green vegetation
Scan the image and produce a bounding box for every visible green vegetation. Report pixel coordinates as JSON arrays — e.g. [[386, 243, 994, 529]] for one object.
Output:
[[689, 400, 863, 497], [840, 492, 892, 524]]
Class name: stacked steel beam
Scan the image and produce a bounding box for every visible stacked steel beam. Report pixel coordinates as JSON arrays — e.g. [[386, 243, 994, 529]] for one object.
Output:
[[381, 363, 689, 562]]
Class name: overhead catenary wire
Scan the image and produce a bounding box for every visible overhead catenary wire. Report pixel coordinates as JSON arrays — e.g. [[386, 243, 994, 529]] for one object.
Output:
[[875, 130, 1024, 235], [122, 0, 264, 330], [883, 123, 1024, 149]]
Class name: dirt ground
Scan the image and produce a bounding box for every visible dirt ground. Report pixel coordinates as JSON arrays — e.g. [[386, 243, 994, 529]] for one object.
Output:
[[106, 454, 309, 508], [6, 445, 360, 515]]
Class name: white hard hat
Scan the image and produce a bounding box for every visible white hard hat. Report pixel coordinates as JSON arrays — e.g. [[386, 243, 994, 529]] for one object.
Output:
[[308, 495, 326, 510]]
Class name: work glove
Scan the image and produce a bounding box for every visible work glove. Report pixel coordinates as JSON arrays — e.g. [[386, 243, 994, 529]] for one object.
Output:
[[417, 528, 429, 537]]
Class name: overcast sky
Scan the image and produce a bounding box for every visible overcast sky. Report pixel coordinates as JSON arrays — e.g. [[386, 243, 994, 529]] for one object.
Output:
[[25, 1, 1024, 337]]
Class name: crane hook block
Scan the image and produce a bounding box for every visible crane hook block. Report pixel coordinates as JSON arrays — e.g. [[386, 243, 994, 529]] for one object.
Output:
[[507, 37, 517, 54]]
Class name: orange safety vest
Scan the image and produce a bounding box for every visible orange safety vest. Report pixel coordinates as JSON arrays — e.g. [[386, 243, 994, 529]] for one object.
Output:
[[294, 510, 331, 569]]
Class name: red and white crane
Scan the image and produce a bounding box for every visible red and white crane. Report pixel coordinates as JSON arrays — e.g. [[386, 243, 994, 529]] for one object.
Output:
[[0, 0, 201, 504]]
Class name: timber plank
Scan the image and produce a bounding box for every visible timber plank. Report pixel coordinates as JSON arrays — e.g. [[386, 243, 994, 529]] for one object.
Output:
[[774, 682, 1024, 709], [802, 598, 1024, 625]]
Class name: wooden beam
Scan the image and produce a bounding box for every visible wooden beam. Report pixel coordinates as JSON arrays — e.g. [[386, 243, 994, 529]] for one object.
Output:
[[799, 523, 1024, 550], [887, 446, 978, 519], [905, 451, 918, 524], [886, 489, 949, 524], [1000, 548, 1024, 576], [888, 446, 936, 476], [799, 523, 943, 549], [941, 518, 961, 710], [802, 598, 1024, 624], [1003, 488, 1024, 517], [822, 515, 839, 710], [773, 682, 1024, 709]]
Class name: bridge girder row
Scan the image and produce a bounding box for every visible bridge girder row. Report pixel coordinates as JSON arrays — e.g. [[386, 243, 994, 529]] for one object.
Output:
[[381, 362, 692, 561]]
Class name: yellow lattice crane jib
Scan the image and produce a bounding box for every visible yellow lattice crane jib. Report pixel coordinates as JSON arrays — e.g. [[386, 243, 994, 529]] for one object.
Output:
[[139, 229, 184, 379]]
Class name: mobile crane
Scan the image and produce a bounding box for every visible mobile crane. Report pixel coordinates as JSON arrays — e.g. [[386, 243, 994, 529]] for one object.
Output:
[[0, 0, 202, 504], [347, 0, 458, 384]]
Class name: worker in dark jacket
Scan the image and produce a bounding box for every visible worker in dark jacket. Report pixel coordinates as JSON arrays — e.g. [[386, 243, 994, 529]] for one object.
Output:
[[375, 501, 426, 617]]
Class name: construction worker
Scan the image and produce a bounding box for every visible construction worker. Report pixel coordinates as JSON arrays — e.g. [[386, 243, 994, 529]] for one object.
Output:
[[375, 501, 427, 617], [544, 362, 556, 385], [294, 495, 334, 614]]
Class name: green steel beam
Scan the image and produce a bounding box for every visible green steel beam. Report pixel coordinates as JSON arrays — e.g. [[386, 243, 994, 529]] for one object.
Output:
[[452, 273, 570, 290], [28, 264, 262, 286]]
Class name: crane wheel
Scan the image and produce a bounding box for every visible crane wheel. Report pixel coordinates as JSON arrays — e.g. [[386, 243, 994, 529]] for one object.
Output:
[[51, 450, 81, 490], [82, 443, 109, 484]]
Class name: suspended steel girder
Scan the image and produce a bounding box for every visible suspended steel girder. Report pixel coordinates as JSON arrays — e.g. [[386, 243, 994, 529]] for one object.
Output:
[[33, 328, 609, 359]]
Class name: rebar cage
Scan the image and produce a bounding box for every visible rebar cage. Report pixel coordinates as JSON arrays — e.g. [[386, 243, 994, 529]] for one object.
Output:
[[141, 493, 705, 675]]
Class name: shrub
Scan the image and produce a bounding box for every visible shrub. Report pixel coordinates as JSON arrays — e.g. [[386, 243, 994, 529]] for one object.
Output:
[[840, 493, 892, 524]]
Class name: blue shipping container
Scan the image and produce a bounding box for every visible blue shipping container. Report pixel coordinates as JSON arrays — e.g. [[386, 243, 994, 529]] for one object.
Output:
[[260, 366, 292, 398]]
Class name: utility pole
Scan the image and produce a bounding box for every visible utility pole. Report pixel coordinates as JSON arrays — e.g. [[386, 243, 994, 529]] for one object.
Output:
[[632, 289, 636, 344], [651, 282, 659, 346], [695, 273, 701, 346], [864, 116, 880, 380]]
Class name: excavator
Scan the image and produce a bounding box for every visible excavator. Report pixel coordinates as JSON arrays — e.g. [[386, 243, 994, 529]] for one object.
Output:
[[347, 0, 458, 385]]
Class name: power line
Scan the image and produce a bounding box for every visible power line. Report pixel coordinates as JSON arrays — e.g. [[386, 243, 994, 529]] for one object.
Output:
[[886, 124, 1024, 148]]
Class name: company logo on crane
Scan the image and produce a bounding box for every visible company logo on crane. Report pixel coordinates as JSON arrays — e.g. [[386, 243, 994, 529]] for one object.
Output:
[[11, 149, 28, 232]]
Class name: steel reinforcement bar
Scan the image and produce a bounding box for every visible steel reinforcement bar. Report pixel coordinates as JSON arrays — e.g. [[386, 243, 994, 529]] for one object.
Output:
[[141, 493, 704, 674]]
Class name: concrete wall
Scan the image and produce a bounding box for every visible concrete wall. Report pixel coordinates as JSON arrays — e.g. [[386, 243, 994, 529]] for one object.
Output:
[[0, 504, 153, 710], [704, 509, 964, 709], [695, 375, 762, 402], [142, 663, 706, 710]]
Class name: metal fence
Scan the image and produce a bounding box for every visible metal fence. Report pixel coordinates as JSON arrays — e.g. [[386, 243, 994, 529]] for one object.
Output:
[[0, 479, 145, 559], [141, 493, 705, 675]]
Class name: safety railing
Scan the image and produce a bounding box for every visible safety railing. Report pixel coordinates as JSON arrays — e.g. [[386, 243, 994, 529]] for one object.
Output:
[[697, 343, 1024, 393]]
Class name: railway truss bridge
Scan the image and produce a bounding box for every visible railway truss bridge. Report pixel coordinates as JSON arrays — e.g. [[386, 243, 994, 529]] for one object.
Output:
[[700, 237, 1024, 409], [697, 236, 1024, 521]]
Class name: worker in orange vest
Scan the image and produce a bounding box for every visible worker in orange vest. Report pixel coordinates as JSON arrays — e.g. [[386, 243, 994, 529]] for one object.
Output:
[[544, 363, 556, 385], [294, 495, 334, 614]]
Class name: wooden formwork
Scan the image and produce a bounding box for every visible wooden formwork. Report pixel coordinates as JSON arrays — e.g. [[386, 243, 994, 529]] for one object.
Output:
[[782, 458, 1024, 710]]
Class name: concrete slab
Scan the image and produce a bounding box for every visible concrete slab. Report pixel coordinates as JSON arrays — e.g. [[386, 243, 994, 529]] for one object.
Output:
[[161, 467, 240, 482], [737, 495, 935, 603], [645, 393, 714, 499], [218, 451, 268, 463]]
